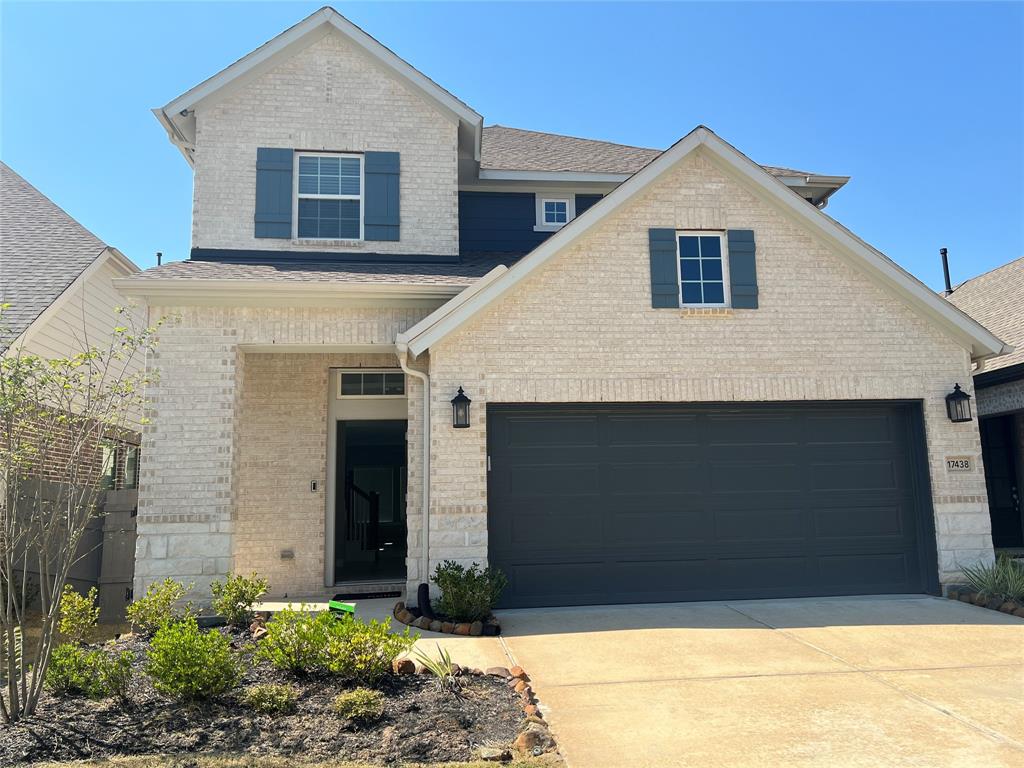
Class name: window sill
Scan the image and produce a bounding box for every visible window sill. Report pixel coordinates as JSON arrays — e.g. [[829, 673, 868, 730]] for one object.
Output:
[[680, 307, 734, 317], [533, 224, 565, 233], [293, 239, 364, 248]]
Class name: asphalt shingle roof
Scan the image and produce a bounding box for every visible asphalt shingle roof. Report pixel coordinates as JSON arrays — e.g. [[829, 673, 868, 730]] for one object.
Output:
[[480, 125, 825, 178], [946, 256, 1024, 371], [0, 162, 108, 345]]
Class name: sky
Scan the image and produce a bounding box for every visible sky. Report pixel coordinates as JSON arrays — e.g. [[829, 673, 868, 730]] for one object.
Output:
[[1, 1, 1022, 290]]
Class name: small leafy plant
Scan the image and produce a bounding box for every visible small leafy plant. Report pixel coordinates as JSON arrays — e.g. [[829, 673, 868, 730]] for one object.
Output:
[[241, 683, 298, 715], [211, 572, 269, 628], [45, 644, 134, 701], [962, 554, 1024, 601], [332, 687, 384, 724], [146, 617, 238, 700], [58, 585, 100, 644], [127, 578, 193, 635], [432, 560, 508, 623], [253, 605, 334, 674], [413, 643, 461, 694], [324, 616, 416, 686]]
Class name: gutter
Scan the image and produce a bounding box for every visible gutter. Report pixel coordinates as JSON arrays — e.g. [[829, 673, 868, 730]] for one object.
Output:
[[396, 341, 430, 601]]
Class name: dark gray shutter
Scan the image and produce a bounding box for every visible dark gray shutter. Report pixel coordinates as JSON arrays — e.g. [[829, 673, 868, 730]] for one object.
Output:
[[254, 148, 293, 239], [649, 228, 680, 308], [727, 229, 758, 309], [364, 151, 400, 241]]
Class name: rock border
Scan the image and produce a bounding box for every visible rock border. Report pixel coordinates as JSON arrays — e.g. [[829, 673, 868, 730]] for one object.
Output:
[[946, 587, 1024, 618], [391, 656, 555, 760], [392, 601, 501, 636]]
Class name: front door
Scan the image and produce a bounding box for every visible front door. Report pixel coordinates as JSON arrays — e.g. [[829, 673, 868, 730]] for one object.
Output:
[[335, 420, 408, 582], [980, 414, 1023, 548]]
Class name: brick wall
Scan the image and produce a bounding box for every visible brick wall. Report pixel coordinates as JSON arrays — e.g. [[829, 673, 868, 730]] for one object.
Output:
[[424, 148, 994, 589], [192, 31, 459, 256], [977, 379, 1024, 418]]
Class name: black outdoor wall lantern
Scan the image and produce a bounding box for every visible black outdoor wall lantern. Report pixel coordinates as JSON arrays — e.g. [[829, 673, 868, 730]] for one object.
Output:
[[946, 383, 973, 423], [451, 387, 471, 429]]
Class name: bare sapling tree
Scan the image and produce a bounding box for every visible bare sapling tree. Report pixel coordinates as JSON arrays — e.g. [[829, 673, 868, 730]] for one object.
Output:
[[0, 304, 158, 722]]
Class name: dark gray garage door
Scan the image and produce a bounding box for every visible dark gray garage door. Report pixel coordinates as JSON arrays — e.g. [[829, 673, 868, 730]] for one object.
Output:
[[487, 402, 939, 608]]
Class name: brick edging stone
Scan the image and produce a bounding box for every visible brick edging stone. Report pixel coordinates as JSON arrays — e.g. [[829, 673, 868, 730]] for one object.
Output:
[[946, 588, 1024, 618], [392, 600, 501, 636]]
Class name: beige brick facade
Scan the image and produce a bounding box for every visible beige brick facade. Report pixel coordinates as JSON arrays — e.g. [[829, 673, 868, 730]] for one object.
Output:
[[424, 149, 994, 589], [191, 30, 459, 256]]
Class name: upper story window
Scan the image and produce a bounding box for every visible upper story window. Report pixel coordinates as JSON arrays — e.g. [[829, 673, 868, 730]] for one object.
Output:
[[294, 152, 363, 240], [543, 199, 568, 225], [534, 196, 576, 232], [678, 232, 729, 307]]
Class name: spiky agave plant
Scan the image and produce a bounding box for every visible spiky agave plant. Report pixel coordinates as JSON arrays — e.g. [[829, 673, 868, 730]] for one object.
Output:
[[413, 643, 462, 694], [961, 554, 1024, 601]]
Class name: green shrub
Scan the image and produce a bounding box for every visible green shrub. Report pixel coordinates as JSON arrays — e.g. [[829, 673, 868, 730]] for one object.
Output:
[[211, 572, 269, 628], [127, 578, 192, 635], [432, 560, 508, 623], [146, 617, 239, 700], [58, 584, 99, 644], [332, 687, 384, 724], [324, 616, 416, 686], [962, 554, 1024, 601], [45, 644, 134, 700], [241, 683, 298, 715], [253, 605, 334, 674]]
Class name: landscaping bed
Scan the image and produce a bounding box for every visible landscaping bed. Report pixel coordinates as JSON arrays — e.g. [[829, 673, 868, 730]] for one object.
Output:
[[0, 628, 539, 766], [946, 587, 1024, 618]]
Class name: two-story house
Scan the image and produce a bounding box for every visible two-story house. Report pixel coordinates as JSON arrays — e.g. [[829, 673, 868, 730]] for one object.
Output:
[[119, 7, 1008, 608]]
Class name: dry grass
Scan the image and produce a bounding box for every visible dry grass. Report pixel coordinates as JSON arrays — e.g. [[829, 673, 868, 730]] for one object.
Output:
[[29, 755, 564, 768]]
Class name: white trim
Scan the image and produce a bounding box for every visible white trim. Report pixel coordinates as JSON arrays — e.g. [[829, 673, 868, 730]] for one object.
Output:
[[157, 8, 483, 164], [292, 151, 364, 241], [337, 369, 406, 399], [535, 196, 574, 232], [479, 169, 632, 183], [400, 127, 1008, 362], [676, 231, 730, 309]]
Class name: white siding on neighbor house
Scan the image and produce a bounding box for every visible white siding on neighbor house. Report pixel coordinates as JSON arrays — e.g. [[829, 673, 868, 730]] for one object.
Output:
[[423, 148, 993, 593], [17, 255, 146, 426], [191, 30, 460, 256]]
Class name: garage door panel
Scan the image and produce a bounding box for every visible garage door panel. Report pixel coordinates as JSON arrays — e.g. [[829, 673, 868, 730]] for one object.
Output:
[[488, 402, 937, 608]]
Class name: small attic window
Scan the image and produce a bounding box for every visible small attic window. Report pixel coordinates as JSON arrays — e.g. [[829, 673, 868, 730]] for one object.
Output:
[[535, 196, 576, 232]]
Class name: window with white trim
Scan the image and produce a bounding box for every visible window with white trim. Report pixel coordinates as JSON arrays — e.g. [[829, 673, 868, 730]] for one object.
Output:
[[677, 232, 729, 307], [542, 199, 569, 226], [294, 152, 363, 240]]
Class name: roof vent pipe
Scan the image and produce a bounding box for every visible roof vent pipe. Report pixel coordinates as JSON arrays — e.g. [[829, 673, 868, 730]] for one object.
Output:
[[156, 251, 163, 266], [940, 248, 952, 296]]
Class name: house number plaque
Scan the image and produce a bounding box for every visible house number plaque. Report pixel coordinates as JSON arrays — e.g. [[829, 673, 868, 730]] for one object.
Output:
[[945, 455, 973, 472]]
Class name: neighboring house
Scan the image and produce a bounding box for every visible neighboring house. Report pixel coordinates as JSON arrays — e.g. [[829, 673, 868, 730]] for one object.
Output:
[[947, 256, 1024, 553], [119, 7, 1008, 608], [0, 161, 143, 618]]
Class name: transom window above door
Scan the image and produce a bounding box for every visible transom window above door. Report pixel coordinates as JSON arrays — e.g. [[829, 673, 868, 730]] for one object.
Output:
[[339, 371, 405, 398], [678, 232, 729, 307], [295, 153, 362, 240]]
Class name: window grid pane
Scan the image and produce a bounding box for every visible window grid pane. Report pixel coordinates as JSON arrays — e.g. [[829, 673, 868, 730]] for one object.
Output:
[[341, 372, 406, 396], [679, 234, 726, 306]]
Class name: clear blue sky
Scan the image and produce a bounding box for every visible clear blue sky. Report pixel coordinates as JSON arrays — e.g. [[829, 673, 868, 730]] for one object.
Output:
[[2, 2, 1021, 289]]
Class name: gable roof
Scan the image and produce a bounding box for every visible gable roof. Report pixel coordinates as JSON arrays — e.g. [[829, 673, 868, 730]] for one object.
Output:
[[0, 162, 113, 346], [156, 6, 483, 166], [398, 126, 1008, 363], [946, 256, 1024, 372]]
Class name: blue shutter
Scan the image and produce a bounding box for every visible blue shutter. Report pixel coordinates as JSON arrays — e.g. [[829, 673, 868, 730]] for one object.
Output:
[[649, 228, 680, 308], [727, 229, 758, 309], [254, 148, 293, 239], [364, 151, 400, 241]]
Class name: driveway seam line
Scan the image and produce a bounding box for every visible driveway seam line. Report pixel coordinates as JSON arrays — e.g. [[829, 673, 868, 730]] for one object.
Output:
[[723, 602, 1024, 751]]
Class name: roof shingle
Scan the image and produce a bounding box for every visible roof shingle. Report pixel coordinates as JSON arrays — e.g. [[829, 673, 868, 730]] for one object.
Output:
[[946, 256, 1024, 371], [0, 162, 108, 344]]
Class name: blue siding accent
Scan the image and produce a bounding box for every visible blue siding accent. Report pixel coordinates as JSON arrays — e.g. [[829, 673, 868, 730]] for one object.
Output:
[[649, 228, 680, 308], [727, 229, 758, 309], [254, 148, 293, 239], [364, 151, 400, 241], [575, 194, 602, 216], [459, 191, 552, 254]]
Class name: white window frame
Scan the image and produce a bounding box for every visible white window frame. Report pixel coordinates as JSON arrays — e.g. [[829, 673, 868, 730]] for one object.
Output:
[[676, 230, 730, 308], [337, 369, 406, 399], [534, 196, 576, 232], [293, 151, 364, 241]]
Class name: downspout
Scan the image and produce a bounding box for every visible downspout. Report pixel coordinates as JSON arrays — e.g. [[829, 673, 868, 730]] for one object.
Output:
[[396, 342, 429, 600]]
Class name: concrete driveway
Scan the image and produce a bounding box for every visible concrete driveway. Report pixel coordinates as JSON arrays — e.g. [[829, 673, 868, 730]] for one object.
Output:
[[411, 595, 1024, 768]]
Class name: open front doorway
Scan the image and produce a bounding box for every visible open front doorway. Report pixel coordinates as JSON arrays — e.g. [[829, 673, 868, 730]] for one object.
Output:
[[334, 420, 408, 582]]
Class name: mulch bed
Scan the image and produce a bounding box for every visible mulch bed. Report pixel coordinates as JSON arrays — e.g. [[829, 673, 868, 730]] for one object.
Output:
[[947, 587, 1024, 618], [0, 629, 535, 766]]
